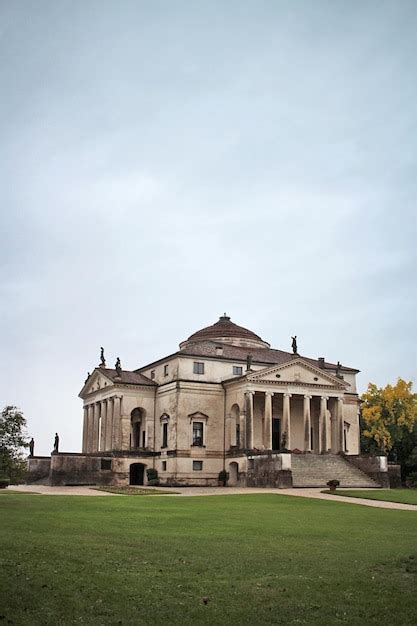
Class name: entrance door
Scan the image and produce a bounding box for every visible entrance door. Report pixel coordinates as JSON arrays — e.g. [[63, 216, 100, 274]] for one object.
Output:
[[272, 418, 281, 451], [130, 463, 145, 485]]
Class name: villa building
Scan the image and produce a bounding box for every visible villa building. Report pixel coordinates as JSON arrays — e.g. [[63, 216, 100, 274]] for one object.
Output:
[[28, 315, 387, 488]]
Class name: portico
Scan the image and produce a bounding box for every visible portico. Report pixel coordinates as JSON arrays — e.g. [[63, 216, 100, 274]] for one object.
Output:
[[225, 357, 349, 455]]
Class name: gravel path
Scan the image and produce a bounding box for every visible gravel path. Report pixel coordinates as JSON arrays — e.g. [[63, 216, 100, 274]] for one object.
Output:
[[8, 484, 417, 510]]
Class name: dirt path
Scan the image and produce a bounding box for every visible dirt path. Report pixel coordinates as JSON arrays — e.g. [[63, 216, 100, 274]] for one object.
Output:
[[8, 484, 416, 510]]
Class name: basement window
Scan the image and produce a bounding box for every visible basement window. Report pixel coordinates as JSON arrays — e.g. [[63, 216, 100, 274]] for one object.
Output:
[[101, 458, 112, 471], [193, 461, 203, 471]]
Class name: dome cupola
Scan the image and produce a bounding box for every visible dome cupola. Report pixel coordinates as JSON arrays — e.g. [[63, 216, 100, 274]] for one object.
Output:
[[180, 314, 270, 350]]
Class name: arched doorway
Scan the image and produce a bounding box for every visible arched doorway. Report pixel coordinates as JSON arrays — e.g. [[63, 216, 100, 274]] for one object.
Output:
[[130, 463, 145, 485], [229, 462, 239, 486]]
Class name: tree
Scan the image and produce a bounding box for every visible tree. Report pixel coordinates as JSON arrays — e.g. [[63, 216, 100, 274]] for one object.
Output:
[[361, 379, 417, 480], [0, 406, 29, 483]]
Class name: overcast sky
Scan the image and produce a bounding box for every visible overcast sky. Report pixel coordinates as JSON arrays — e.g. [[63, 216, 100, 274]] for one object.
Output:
[[1, 1, 416, 455]]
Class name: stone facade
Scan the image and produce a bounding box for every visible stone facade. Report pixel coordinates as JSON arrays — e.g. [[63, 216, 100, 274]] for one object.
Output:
[[28, 315, 372, 488]]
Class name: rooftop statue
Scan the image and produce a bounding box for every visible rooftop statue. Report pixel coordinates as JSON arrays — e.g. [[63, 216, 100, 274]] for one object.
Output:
[[100, 347, 106, 367], [115, 357, 122, 378], [291, 336, 298, 355]]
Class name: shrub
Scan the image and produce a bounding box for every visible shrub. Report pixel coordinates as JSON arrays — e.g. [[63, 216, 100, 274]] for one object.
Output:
[[147, 478, 160, 487], [405, 471, 417, 488], [327, 479, 340, 491], [146, 468, 158, 481], [0, 476, 10, 489], [218, 470, 229, 485]]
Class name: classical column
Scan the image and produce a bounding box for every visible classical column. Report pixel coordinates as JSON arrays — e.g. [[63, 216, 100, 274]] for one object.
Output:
[[239, 412, 246, 449], [337, 397, 344, 453], [264, 392, 273, 450], [112, 396, 122, 450], [303, 395, 312, 452], [245, 391, 254, 450], [92, 402, 100, 452], [100, 401, 107, 451], [82, 406, 88, 453], [106, 398, 114, 451], [282, 393, 292, 449], [320, 396, 328, 453], [87, 404, 94, 452]]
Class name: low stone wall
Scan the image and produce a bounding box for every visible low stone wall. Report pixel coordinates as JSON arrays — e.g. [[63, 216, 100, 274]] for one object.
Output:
[[344, 455, 390, 488], [49, 453, 114, 486], [388, 464, 402, 488], [242, 453, 293, 489], [27, 457, 51, 483]]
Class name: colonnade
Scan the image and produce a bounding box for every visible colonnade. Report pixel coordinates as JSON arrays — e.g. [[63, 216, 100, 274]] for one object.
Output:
[[82, 396, 122, 453], [231, 390, 345, 453]]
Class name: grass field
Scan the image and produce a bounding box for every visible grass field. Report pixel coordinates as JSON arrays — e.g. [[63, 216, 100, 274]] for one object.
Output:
[[323, 489, 417, 506], [1, 493, 417, 625]]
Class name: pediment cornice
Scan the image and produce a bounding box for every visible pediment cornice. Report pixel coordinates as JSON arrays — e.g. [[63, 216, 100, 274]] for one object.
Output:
[[246, 358, 348, 390]]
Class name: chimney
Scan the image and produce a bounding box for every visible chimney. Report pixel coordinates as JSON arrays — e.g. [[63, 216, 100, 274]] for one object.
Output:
[[318, 357, 325, 368]]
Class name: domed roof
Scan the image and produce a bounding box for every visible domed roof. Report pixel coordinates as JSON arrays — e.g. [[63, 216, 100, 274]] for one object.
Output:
[[180, 315, 270, 350]]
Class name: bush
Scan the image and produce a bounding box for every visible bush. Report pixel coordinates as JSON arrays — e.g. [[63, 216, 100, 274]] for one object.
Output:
[[147, 478, 160, 487], [146, 468, 158, 483], [327, 479, 340, 491], [405, 472, 417, 488], [0, 476, 10, 489], [218, 470, 229, 485]]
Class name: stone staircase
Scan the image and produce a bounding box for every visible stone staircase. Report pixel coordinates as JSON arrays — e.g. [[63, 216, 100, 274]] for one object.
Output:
[[291, 454, 380, 488]]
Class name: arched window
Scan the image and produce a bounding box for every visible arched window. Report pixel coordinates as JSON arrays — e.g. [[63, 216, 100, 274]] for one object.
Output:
[[131, 408, 145, 449]]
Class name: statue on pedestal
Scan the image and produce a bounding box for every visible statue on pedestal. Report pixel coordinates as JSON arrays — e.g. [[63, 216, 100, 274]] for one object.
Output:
[[100, 347, 106, 367], [115, 357, 122, 378], [53, 433, 59, 453], [246, 354, 253, 371], [29, 438, 34, 457]]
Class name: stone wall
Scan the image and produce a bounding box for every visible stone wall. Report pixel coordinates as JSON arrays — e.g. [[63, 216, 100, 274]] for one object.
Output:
[[241, 453, 293, 488], [344, 454, 390, 488], [49, 453, 114, 486], [27, 457, 51, 483], [388, 464, 402, 488]]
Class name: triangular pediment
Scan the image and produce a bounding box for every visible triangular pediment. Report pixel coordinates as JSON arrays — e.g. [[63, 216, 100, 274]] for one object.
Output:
[[247, 358, 349, 389], [79, 369, 114, 397]]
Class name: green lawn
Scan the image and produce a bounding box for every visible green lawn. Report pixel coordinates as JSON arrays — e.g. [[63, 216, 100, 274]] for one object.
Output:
[[1, 493, 417, 625], [324, 489, 417, 506]]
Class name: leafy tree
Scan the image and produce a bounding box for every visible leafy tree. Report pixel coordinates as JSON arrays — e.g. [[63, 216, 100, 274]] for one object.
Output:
[[361, 379, 417, 480], [0, 406, 29, 483]]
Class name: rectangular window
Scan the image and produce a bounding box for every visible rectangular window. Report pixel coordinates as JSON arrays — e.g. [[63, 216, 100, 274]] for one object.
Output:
[[164, 364, 169, 376], [101, 458, 112, 471], [162, 461, 167, 471], [142, 431, 146, 448], [233, 366, 243, 376], [248, 458, 254, 470], [162, 422, 168, 448], [193, 460, 203, 471], [192, 421, 204, 446], [150, 370, 155, 380], [193, 361, 204, 374]]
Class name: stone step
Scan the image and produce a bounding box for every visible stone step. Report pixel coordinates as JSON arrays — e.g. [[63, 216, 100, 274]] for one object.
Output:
[[291, 454, 379, 488]]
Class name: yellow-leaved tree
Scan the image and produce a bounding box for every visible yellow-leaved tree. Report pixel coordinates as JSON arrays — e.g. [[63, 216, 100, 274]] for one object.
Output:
[[361, 379, 417, 480]]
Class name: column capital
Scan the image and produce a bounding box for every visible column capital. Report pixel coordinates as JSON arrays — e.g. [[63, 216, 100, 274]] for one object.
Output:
[[321, 395, 329, 401], [304, 394, 312, 400], [284, 392, 292, 398], [246, 390, 255, 396], [264, 391, 274, 397]]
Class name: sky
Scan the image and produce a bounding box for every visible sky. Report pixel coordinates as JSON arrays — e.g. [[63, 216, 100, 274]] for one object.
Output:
[[1, 1, 416, 455]]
